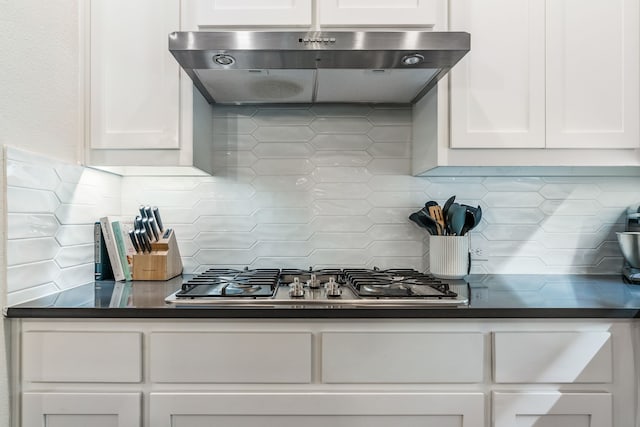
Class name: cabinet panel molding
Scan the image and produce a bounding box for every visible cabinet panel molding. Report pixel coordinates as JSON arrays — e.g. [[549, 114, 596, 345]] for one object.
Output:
[[23, 331, 142, 383], [192, 0, 312, 27], [22, 392, 141, 427], [150, 392, 485, 427], [90, 0, 180, 150], [150, 332, 312, 383], [493, 331, 612, 383], [546, 0, 640, 149], [493, 392, 612, 427], [449, 0, 545, 148], [322, 332, 484, 383], [319, 0, 439, 27]]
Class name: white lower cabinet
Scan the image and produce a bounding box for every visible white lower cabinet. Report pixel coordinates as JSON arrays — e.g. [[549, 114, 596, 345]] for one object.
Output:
[[22, 392, 141, 427], [150, 392, 485, 427], [493, 392, 612, 427], [14, 320, 637, 427]]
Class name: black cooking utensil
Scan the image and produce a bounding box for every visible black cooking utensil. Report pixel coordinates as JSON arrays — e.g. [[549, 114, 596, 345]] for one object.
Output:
[[442, 195, 456, 217], [409, 210, 438, 235]]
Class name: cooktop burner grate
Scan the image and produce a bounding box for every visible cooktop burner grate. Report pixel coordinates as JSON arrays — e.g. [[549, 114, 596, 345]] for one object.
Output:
[[177, 268, 280, 298], [343, 268, 457, 298]]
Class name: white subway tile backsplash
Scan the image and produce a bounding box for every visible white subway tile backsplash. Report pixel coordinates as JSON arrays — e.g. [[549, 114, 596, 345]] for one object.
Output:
[[311, 166, 372, 182], [251, 159, 315, 175], [55, 244, 94, 268], [7, 238, 60, 266], [6, 106, 640, 306], [8, 260, 60, 292], [252, 142, 314, 158], [6, 161, 59, 190], [310, 117, 372, 134], [310, 134, 373, 151], [309, 216, 374, 233], [8, 214, 59, 239], [55, 224, 94, 246], [312, 199, 371, 216], [252, 224, 313, 241], [312, 183, 372, 200], [310, 151, 372, 167], [194, 216, 256, 232], [5, 148, 119, 304], [253, 126, 315, 142], [7, 187, 59, 213], [196, 232, 256, 249]]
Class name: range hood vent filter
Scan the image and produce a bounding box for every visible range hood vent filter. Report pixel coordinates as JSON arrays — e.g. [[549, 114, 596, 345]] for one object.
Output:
[[170, 31, 470, 105]]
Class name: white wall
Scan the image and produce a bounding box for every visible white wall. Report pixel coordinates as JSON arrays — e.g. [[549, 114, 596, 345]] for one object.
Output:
[[0, 0, 81, 164]]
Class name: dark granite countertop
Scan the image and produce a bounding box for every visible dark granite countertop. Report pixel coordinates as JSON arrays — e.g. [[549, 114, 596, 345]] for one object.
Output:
[[5, 274, 640, 319]]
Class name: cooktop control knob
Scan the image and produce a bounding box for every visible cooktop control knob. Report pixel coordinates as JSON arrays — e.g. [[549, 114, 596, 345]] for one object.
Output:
[[308, 273, 321, 289], [325, 277, 341, 297], [289, 277, 305, 298]]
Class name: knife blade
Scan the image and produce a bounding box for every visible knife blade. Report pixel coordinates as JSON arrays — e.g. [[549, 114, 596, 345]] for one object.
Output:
[[152, 206, 164, 232], [128, 229, 140, 253], [148, 217, 160, 241]]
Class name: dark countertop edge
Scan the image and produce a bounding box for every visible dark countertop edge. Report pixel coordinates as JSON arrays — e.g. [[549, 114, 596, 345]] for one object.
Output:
[[6, 307, 640, 319]]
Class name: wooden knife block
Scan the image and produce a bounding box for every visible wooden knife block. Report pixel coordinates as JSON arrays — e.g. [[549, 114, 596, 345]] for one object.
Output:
[[132, 229, 183, 281]]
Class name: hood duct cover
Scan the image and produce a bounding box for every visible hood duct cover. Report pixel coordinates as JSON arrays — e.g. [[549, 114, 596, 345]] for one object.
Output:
[[169, 31, 470, 105]]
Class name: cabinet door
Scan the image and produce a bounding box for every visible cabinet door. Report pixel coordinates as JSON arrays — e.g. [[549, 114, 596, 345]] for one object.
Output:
[[494, 392, 612, 427], [23, 393, 141, 427], [90, 0, 180, 150], [546, 0, 639, 149], [318, 0, 440, 28], [151, 393, 485, 427], [449, 0, 545, 148], [190, 0, 312, 28]]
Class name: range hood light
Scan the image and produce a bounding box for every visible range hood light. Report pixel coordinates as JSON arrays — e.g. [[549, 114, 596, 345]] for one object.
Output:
[[213, 54, 235, 66], [401, 54, 424, 66]]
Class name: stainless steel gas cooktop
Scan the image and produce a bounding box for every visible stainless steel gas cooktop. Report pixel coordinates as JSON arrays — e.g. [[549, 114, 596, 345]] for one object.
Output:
[[165, 268, 469, 307]]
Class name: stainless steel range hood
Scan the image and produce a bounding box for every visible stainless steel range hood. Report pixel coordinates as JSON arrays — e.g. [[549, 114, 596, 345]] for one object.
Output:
[[169, 31, 470, 105]]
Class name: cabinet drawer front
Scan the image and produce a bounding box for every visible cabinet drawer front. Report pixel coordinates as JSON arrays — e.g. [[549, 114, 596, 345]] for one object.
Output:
[[150, 332, 311, 383], [493, 332, 612, 383], [493, 392, 612, 427], [322, 332, 484, 383], [23, 332, 142, 383], [22, 392, 141, 427]]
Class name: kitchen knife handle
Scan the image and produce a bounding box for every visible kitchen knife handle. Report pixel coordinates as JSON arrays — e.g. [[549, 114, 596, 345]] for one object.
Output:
[[134, 229, 146, 253], [134, 215, 143, 231], [152, 207, 164, 232], [141, 217, 152, 240], [140, 229, 152, 253], [139, 206, 147, 218], [148, 217, 160, 241], [144, 206, 153, 221], [128, 229, 140, 253]]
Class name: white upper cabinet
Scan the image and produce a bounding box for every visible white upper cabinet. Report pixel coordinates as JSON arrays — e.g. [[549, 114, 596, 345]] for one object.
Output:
[[186, 0, 441, 30], [546, 0, 639, 149], [90, 0, 180, 150], [448, 0, 639, 151], [449, 0, 545, 148], [318, 0, 440, 28], [189, 0, 312, 28]]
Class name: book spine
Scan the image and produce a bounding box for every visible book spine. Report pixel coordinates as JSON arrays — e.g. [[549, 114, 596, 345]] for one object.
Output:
[[111, 220, 133, 281], [94, 222, 113, 280], [100, 217, 125, 281]]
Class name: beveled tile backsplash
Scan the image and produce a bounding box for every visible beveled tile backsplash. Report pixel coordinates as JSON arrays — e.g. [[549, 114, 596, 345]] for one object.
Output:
[[5, 147, 120, 305], [5, 105, 640, 304]]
